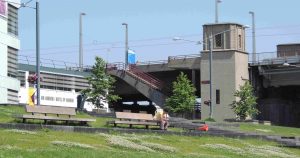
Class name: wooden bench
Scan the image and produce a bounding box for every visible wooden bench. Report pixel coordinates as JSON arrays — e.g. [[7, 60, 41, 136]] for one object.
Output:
[[108, 112, 160, 129], [15, 105, 96, 125]]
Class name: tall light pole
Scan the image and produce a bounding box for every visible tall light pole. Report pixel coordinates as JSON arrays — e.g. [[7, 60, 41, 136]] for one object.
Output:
[[215, 0, 222, 23], [249, 11, 256, 63], [208, 34, 213, 118], [79, 12, 86, 71], [122, 23, 128, 68], [36, 0, 40, 105]]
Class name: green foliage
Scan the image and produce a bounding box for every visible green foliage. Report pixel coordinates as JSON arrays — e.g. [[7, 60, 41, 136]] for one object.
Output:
[[165, 72, 196, 114], [82, 56, 120, 108], [203, 117, 216, 122], [230, 81, 258, 120]]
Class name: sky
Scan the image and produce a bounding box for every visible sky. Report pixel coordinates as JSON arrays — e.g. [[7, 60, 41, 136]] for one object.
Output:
[[18, 0, 300, 67]]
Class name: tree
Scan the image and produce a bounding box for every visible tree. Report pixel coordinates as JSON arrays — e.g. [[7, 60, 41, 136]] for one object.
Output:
[[165, 72, 196, 115], [230, 81, 258, 120], [82, 56, 120, 108]]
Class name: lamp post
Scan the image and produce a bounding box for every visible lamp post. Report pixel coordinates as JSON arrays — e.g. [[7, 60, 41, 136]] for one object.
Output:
[[215, 0, 222, 23], [19, 0, 41, 105], [35, 0, 40, 105], [208, 34, 213, 118], [249, 11, 256, 63], [79, 12, 86, 71], [122, 23, 128, 69]]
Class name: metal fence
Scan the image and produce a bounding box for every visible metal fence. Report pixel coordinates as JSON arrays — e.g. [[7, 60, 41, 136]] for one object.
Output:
[[18, 55, 88, 71], [249, 50, 300, 65]]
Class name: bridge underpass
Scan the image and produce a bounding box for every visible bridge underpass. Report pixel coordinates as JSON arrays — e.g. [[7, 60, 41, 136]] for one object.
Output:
[[109, 51, 300, 126], [250, 54, 300, 127], [107, 54, 201, 114]]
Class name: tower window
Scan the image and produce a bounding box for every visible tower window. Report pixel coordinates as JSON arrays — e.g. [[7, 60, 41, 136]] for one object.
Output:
[[238, 35, 242, 49], [215, 34, 223, 48], [216, 89, 220, 104]]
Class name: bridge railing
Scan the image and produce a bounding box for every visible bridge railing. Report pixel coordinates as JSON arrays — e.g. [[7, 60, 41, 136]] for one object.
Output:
[[106, 62, 170, 93], [18, 55, 94, 72], [249, 50, 300, 65], [128, 64, 164, 90], [136, 60, 168, 66], [168, 54, 201, 61]]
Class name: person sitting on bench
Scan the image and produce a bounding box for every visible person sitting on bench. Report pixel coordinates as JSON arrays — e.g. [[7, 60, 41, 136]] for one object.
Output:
[[160, 109, 169, 130]]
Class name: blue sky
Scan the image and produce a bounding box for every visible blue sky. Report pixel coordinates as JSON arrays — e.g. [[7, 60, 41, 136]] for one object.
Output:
[[18, 0, 300, 66]]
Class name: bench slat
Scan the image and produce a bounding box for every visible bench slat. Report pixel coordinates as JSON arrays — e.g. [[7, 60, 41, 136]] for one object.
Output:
[[25, 105, 76, 116], [115, 112, 155, 121], [18, 114, 96, 122], [114, 120, 159, 126]]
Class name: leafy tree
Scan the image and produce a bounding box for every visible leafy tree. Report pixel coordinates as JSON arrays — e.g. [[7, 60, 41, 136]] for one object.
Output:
[[82, 56, 120, 108], [165, 72, 196, 115], [230, 81, 258, 120]]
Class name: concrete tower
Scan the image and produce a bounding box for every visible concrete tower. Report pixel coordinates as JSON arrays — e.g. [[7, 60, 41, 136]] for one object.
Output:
[[200, 23, 249, 121]]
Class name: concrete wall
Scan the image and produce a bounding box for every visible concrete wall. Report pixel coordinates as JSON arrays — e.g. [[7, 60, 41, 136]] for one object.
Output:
[[235, 52, 249, 90], [201, 50, 239, 121]]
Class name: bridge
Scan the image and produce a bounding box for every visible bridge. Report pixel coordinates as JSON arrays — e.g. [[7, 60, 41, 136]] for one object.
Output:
[[106, 54, 201, 107], [17, 23, 300, 127]]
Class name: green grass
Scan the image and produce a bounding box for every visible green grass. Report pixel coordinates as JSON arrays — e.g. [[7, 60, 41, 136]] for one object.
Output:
[[1, 105, 300, 135], [0, 105, 300, 157], [0, 129, 299, 158], [239, 123, 300, 137]]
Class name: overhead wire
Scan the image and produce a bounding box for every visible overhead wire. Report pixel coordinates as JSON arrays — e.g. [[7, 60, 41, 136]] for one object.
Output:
[[19, 24, 300, 53]]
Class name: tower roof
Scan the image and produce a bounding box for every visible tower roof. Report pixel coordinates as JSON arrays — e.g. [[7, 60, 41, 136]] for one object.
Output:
[[203, 22, 245, 27]]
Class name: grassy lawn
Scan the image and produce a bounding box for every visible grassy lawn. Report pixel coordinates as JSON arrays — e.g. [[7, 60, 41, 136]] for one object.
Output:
[[0, 105, 300, 157], [239, 123, 300, 137], [1, 105, 300, 135], [0, 128, 299, 158]]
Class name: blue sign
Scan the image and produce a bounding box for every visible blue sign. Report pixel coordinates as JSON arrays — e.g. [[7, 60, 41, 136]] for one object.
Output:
[[128, 49, 136, 64]]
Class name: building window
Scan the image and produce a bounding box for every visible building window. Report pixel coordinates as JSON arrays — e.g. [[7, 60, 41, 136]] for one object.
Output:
[[238, 35, 242, 49], [66, 98, 74, 103], [7, 47, 18, 78], [56, 97, 63, 102], [7, 4, 18, 36], [45, 96, 54, 101], [215, 34, 223, 48], [216, 89, 220, 104]]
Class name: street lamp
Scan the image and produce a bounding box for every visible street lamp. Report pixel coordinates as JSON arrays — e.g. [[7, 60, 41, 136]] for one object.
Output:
[[35, 0, 40, 105], [122, 23, 128, 69], [21, 0, 40, 105], [215, 0, 222, 23], [249, 11, 256, 63], [173, 37, 202, 45], [79, 12, 86, 71]]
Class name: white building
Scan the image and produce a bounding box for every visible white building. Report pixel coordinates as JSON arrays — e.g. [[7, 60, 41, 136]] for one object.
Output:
[[17, 64, 109, 112], [0, 0, 20, 104]]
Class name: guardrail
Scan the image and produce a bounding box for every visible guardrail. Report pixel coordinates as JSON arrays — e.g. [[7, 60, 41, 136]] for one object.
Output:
[[249, 51, 300, 65], [106, 62, 170, 92], [18, 55, 93, 71], [168, 54, 200, 61], [128, 65, 164, 90], [136, 60, 168, 66]]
